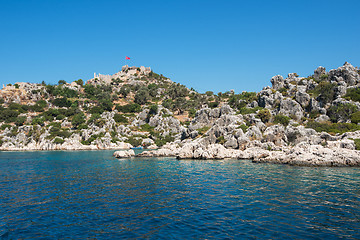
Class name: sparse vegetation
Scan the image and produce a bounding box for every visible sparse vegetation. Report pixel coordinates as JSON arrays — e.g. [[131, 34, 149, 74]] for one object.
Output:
[[273, 114, 291, 126]]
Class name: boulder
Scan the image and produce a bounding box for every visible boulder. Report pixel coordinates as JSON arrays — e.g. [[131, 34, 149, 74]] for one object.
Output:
[[279, 98, 303, 121], [329, 62, 360, 86], [113, 149, 135, 158], [270, 75, 285, 90]]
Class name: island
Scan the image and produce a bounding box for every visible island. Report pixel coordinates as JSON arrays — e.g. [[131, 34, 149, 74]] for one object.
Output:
[[1, 63, 360, 166]]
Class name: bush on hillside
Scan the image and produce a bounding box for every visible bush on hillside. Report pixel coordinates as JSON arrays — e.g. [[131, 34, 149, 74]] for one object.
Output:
[[0, 109, 19, 122], [71, 113, 86, 128], [327, 103, 357, 122], [53, 137, 65, 144], [306, 121, 360, 135], [134, 88, 150, 105], [308, 81, 336, 104], [53, 97, 72, 108], [116, 103, 141, 113], [344, 88, 360, 102], [15, 116, 27, 126], [114, 114, 128, 124], [350, 111, 360, 124], [257, 109, 271, 123], [273, 114, 291, 126]]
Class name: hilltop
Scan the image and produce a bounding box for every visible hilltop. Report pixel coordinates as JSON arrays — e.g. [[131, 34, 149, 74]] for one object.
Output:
[[1, 62, 360, 166]]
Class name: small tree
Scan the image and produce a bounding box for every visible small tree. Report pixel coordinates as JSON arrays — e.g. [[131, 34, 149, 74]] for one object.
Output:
[[274, 114, 291, 126], [149, 105, 158, 115], [71, 113, 85, 128], [53, 97, 72, 108], [75, 79, 84, 86], [119, 86, 130, 98], [58, 80, 67, 85], [134, 88, 150, 105], [114, 113, 128, 124]]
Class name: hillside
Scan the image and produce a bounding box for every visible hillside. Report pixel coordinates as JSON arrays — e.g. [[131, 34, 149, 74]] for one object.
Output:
[[1, 62, 360, 166]]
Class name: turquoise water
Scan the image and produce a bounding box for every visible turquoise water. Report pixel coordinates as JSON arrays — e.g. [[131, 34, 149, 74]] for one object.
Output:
[[0, 151, 359, 239]]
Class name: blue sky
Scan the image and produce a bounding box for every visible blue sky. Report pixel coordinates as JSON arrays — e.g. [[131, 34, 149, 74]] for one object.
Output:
[[1, 0, 359, 93]]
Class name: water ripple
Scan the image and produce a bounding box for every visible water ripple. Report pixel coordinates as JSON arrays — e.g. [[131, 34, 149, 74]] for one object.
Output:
[[0, 151, 359, 239]]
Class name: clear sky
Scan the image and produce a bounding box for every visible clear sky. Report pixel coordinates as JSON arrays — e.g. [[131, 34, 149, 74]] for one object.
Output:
[[1, 0, 359, 93]]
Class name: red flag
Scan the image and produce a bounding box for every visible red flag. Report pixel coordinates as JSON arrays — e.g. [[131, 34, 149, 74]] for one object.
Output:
[[125, 56, 130, 60]]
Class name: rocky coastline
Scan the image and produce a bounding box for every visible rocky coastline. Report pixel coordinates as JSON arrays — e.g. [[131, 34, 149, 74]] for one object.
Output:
[[2, 63, 360, 166]]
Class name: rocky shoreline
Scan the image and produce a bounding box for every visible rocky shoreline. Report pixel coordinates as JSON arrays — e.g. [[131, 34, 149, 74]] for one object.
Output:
[[2, 62, 360, 166], [114, 137, 360, 167]]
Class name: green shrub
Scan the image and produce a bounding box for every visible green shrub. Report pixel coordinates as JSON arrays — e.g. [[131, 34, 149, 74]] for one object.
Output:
[[306, 121, 360, 135], [32, 117, 45, 126], [81, 133, 105, 145], [114, 114, 128, 124], [208, 102, 219, 109], [99, 99, 113, 111], [320, 74, 329, 81], [228, 92, 257, 110], [56, 114, 65, 120], [87, 114, 105, 128], [116, 103, 141, 113], [53, 137, 65, 144], [238, 124, 248, 133], [149, 105, 158, 116], [140, 123, 155, 132], [0, 109, 19, 122], [308, 82, 336, 104], [188, 108, 196, 118], [278, 87, 288, 96], [257, 109, 271, 123], [71, 113, 86, 128], [273, 114, 291, 126], [119, 86, 130, 98], [344, 88, 360, 102], [351, 111, 360, 124], [206, 91, 214, 96], [53, 97, 72, 108], [197, 126, 210, 135], [134, 88, 150, 105], [125, 136, 142, 147], [89, 106, 104, 114], [309, 110, 320, 119], [47, 123, 71, 139], [77, 123, 88, 130], [154, 134, 174, 147], [352, 139, 360, 150], [216, 136, 226, 144], [238, 106, 263, 115], [29, 103, 45, 112], [15, 116, 27, 126], [1, 124, 12, 130], [327, 103, 357, 122], [75, 79, 84, 86], [8, 103, 29, 113]]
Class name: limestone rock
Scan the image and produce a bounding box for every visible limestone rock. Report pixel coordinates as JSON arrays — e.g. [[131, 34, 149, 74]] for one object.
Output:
[[270, 75, 285, 90], [279, 98, 303, 121], [329, 62, 360, 86], [113, 149, 135, 158]]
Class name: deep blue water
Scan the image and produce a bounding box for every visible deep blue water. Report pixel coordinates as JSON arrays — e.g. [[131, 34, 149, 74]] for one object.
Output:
[[0, 151, 359, 239]]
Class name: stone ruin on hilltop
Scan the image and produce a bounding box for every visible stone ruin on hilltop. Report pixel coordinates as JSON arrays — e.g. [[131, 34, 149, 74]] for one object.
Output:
[[88, 65, 152, 85]]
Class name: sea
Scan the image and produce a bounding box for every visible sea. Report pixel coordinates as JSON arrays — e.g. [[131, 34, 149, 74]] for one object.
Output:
[[0, 150, 359, 239]]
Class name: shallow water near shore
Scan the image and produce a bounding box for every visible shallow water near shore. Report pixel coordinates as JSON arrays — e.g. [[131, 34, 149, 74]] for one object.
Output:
[[0, 151, 359, 239]]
